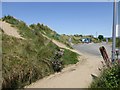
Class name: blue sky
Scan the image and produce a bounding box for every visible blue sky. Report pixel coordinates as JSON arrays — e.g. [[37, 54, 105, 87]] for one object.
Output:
[[2, 2, 114, 37]]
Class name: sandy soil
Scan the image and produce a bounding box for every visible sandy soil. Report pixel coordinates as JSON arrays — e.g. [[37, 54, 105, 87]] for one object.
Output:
[[0, 21, 24, 39], [42, 34, 81, 55]]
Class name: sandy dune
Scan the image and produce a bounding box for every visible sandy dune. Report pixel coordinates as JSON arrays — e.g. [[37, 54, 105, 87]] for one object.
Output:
[[0, 21, 23, 39], [0, 21, 104, 88], [42, 34, 81, 55]]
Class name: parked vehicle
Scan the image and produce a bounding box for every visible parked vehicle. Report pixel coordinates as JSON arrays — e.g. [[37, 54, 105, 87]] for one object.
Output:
[[81, 38, 92, 43]]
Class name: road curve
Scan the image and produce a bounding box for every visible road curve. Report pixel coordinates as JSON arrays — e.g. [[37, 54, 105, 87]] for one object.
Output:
[[72, 42, 112, 58]]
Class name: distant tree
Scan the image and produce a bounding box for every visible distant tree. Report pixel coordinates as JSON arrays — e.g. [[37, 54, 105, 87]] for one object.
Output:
[[98, 35, 104, 41], [74, 34, 79, 37], [79, 35, 83, 37], [37, 23, 41, 27], [74, 34, 83, 37], [86, 35, 94, 38]]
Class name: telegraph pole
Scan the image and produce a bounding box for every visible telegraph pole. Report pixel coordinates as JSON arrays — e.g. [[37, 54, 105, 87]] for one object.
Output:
[[112, 0, 117, 62]]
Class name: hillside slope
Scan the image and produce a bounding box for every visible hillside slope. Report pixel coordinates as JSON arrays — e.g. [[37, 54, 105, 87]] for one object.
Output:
[[1, 15, 79, 89]]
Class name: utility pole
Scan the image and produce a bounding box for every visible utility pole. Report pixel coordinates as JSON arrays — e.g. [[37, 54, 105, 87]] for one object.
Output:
[[112, 0, 117, 62]]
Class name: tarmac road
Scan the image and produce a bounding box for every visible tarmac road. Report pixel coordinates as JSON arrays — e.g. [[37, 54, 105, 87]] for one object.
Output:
[[72, 42, 112, 58]]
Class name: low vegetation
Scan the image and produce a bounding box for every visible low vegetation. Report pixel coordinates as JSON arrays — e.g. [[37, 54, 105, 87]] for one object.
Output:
[[116, 38, 120, 48], [1, 15, 79, 89], [91, 63, 120, 88], [62, 49, 79, 65], [30, 24, 73, 48], [2, 33, 57, 89]]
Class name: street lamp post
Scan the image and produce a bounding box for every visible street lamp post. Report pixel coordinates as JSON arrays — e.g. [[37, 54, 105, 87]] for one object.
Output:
[[112, 0, 117, 62]]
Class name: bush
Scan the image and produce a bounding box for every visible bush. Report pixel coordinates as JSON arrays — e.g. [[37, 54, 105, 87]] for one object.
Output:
[[91, 63, 120, 88]]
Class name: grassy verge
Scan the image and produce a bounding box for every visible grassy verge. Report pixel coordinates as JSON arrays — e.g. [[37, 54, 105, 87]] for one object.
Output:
[[62, 49, 79, 65]]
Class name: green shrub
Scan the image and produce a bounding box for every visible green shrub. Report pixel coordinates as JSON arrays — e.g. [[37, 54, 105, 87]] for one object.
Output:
[[91, 64, 120, 88]]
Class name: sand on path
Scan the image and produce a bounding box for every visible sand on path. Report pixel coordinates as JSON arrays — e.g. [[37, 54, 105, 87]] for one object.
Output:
[[25, 46, 103, 88]]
